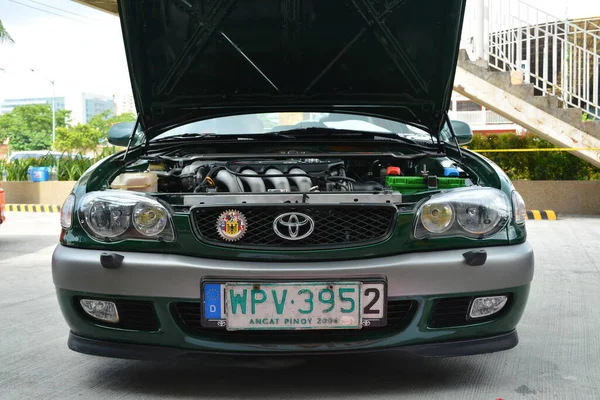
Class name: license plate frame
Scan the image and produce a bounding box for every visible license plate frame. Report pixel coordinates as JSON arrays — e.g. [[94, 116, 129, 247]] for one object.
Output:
[[200, 278, 387, 330]]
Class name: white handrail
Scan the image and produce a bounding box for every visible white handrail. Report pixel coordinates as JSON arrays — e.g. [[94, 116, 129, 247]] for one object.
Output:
[[461, 0, 600, 120]]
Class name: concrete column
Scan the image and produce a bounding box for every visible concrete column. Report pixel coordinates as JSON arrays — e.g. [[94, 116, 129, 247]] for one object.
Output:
[[483, 0, 489, 62], [481, 104, 487, 125], [474, 0, 485, 61]]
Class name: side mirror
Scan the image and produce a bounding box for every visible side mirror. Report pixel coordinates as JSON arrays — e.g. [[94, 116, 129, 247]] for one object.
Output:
[[450, 120, 473, 145], [108, 122, 145, 147]]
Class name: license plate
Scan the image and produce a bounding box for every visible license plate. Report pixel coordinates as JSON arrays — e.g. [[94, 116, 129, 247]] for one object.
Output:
[[202, 281, 386, 330]]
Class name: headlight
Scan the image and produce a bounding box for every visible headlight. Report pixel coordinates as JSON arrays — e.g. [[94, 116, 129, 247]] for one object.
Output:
[[60, 194, 76, 229], [420, 202, 454, 233], [511, 190, 527, 225], [414, 187, 510, 239], [78, 191, 175, 242], [132, 203, 168, 236]]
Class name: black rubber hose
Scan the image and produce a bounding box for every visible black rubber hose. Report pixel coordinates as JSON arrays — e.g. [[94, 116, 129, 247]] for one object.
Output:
[[154, 168, 182, 177], [195, 166, 225, 191], [324, 176, 356, 183]]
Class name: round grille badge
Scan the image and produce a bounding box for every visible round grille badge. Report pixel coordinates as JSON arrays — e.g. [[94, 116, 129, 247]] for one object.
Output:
[[216, 210, 247, 241]]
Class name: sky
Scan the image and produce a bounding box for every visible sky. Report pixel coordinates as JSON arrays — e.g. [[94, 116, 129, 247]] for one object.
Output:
[[1, 0, 600, 103], [0, 0, 129, 102]]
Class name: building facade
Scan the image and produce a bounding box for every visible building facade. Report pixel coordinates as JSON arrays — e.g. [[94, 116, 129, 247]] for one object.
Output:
[[114, 92, 136, 115], [82, 93, 114, 123], [0, 97, 66, 115]]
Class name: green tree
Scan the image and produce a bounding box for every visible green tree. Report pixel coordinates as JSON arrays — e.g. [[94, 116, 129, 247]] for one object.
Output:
[[0, 104, 70, 151], [54, 111, 136, 153], [54, 124, 101, 153], [0, 18, 14, 44]]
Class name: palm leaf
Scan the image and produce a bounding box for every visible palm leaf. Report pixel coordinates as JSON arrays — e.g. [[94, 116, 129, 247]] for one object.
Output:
[[0, 19, 14, 44]]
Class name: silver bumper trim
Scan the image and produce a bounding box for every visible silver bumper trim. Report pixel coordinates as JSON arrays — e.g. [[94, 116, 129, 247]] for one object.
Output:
[[52, 243, 534, 299]]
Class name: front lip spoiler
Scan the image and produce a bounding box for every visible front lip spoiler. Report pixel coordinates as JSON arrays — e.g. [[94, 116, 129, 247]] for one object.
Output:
[[67, 330, 518, 360]]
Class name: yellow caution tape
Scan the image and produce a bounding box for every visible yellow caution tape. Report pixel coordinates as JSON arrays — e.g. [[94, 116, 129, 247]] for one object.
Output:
[[465, 147, 600, 153]]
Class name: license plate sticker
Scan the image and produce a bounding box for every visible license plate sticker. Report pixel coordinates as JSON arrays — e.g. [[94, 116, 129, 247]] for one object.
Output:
[[202, 281, 386, 330]]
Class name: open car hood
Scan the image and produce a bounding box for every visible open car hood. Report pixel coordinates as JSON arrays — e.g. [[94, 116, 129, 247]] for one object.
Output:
[[118, 0, 467, 139]]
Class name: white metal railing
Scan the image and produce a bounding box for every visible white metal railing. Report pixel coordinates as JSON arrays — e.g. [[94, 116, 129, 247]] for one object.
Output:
[[485, 110, 514, 124], [451, 110, 514, 125], [461, 0, 600, 120], [450, 111, 483, 124]]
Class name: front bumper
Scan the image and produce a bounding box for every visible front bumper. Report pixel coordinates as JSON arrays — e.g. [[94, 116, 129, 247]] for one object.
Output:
[[52, 242, 534, 356], [53, 242, 533, 298]]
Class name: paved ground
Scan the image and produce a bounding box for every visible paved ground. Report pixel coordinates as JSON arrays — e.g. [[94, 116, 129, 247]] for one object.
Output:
[[1, 212, 599, 400]]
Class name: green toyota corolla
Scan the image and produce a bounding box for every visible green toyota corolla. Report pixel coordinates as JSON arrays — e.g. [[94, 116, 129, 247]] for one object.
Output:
[[53, 0, 534, 359]]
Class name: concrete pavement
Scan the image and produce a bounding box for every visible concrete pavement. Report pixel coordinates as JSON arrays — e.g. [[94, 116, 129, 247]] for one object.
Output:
[[1, 212, 599, 399]]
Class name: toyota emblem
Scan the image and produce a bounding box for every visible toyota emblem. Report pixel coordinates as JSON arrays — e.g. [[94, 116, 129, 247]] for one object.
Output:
[[273, 212, 315, 241]]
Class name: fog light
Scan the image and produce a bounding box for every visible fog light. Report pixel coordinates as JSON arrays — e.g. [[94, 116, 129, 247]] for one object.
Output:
[[469, 296, 508, 319], [80, 299, 119, 323]]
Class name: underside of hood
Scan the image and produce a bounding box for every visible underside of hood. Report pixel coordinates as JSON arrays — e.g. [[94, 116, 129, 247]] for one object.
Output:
[[118, 0, 467, 138]]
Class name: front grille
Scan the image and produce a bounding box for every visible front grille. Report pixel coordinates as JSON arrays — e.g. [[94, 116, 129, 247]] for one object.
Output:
[[172, 299, 416, 342], [190, 204, 397, 249], [74, 297, 160, 332]]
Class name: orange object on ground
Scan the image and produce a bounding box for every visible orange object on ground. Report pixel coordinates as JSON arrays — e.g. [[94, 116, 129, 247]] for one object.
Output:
[[0, 183, 5, 224]]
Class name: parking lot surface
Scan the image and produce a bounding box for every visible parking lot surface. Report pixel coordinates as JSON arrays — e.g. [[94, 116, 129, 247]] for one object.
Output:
[[1, 212, 599, 400]]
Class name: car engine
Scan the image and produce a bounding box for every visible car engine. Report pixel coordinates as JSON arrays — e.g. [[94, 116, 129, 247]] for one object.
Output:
[[154, 157, 389, 193]]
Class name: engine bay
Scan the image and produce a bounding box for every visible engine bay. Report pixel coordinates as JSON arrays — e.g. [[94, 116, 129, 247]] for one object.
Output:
[[111, 150, 476, 202]]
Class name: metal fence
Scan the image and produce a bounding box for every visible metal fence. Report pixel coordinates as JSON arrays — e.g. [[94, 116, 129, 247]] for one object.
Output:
[[462, 0, 600, 119], [451, 110, 514, 125]]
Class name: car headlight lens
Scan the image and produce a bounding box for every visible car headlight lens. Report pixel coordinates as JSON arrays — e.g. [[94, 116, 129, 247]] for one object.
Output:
[[511, 190, 527, 225], [456, 198, 506, 235], [78, 191, 175, 242], [133, 203, 168, 236], [85, 200, 131, 238], [60, 194, 76, 229], [414, 187, 510, 239], [420, 202, 454, 233]]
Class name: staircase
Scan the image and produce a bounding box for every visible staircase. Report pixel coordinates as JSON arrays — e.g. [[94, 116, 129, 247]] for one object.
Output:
[[456, 0, 600, 167]]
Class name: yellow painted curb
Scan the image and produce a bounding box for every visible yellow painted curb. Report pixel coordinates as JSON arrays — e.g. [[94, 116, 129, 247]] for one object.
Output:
[[5, 204, 61, 213], [526, 210, 557, 220]]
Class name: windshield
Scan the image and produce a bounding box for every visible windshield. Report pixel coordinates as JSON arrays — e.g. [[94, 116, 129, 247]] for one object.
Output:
[[152, 112, 435, 142]]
